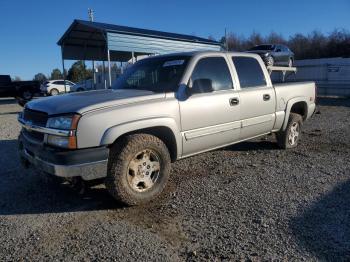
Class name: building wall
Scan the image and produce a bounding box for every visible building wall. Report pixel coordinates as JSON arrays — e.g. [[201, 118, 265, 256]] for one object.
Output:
[[272, 57, 350, 97]]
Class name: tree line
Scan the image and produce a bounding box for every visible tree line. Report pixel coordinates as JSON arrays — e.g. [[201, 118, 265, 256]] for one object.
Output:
[[219, 29, 350, 60], [33, 60, 93, 83]]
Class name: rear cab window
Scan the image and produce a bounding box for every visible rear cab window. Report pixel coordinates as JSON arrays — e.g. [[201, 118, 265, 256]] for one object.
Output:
[[231, 56, 267, 88]]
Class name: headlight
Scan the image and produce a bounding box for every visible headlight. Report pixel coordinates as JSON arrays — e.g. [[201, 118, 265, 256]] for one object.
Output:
[[46, 114, 80, 149], [264, 53, 270, 57], [46, 115, 80, 130]]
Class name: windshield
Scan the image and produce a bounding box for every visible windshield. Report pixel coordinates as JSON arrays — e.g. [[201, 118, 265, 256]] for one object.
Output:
[[249, 45, 275, 51], [112, 56, 190, 93]]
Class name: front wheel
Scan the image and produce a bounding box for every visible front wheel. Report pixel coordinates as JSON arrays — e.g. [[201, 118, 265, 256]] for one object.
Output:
[[276, 113, 303, 149], [105, 134, 171, 206], [288, 58, 293, 67]]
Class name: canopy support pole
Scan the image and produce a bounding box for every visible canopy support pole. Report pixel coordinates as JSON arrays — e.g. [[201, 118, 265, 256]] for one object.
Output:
[[92, 60, 96, 89], [102, 61, 106, 89], [61, 45, 67, 93], [107, 49, 112, 87]]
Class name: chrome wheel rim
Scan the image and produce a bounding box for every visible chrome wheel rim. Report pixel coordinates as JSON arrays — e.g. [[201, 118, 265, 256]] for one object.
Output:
[[51, 90, 58, 96], [127, 149, 161, 192], [288, 122, 300, 146]]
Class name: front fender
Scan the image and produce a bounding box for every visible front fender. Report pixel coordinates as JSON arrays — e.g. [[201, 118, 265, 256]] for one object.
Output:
[[100, 117, 182, 158], [282, 97, 308, 130]]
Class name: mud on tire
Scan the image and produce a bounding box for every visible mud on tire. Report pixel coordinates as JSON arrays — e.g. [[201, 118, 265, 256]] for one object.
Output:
[[105, 134, 171, 206]]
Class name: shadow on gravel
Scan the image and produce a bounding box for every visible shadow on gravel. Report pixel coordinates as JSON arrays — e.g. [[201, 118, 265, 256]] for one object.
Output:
[[0, 139, 123, 216], [318, 97, 350, 107], [225, 140, 279, 151], [0, 176, 123, 216], [0, 111, 20, 116], [290, 179, 350, 260]]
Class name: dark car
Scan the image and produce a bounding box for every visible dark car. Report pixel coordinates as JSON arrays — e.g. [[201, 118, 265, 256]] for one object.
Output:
[[247, 44, 294, 67], [0, 75, 40, 100]]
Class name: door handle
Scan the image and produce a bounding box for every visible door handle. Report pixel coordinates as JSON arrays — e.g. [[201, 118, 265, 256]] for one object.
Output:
[[263, 94, 270, 101], [229, 97, 239, 106]]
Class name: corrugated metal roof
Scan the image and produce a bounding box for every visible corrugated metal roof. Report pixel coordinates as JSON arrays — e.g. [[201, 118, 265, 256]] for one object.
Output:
[[58, 19, 221, 61], [58, 19, 220, 46]]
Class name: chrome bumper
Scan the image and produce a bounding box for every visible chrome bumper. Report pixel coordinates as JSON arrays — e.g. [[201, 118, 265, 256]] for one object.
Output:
[[20, 147, 108, 181]]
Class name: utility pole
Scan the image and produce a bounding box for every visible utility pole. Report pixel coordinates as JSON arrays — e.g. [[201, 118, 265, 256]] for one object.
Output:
[[225, 28, 228, 51], [88, 8, 96, 89], [88, 8, 94, 22]]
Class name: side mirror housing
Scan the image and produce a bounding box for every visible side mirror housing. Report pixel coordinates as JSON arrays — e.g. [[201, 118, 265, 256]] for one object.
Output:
[[176, 83, 190, 101]]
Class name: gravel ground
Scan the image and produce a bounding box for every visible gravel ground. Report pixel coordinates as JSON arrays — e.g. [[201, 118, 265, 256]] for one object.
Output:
[[0, 97, 349, 261]]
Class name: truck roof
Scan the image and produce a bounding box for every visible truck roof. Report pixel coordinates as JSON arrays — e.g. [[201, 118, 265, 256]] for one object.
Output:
[[146, 51, 261, 59]]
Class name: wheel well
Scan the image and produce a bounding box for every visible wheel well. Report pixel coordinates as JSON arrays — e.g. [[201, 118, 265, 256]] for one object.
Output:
[[111, 126, 178, 162], [290, 101, 307, 120]]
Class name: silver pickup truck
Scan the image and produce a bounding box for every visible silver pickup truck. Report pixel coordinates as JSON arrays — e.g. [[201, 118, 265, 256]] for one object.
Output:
[[18, 51, 316, 205]]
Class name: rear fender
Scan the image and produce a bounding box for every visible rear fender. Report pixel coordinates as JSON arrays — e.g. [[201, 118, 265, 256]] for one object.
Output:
[[282, 97, 308, 130]]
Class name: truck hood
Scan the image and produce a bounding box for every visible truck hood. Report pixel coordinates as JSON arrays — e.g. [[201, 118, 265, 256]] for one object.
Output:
[[26, 89, 165, 115]]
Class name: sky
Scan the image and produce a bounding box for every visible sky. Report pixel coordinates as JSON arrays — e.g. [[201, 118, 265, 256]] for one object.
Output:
[[0, 0, 349, 80]]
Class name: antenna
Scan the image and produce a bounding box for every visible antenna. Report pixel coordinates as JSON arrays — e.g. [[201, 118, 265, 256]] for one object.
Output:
[[88, 8, 94, 22]]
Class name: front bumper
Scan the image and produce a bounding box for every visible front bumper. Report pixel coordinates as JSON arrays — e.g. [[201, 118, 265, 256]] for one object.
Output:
[[19, 132, 109, 181]]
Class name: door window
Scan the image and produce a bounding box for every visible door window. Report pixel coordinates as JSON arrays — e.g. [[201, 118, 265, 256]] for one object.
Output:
[[53, 81, 64, 85], [232, 57, 267, 88], [191, 57, 233, 94]]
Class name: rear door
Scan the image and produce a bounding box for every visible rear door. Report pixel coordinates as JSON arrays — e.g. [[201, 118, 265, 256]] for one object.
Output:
[[179, 55, 241, 156], [231, 55, 276, 140]]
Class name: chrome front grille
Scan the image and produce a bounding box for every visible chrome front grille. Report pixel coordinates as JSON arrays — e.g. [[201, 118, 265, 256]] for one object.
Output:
[[22, 129, 45, 143]]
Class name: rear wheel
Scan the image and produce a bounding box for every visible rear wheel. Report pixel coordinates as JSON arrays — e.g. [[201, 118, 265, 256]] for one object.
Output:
[[21, 90, 33, 100], [105, 134, 171, 206], [50, 88, 59, 96], [266, 56, 274, 66], [276, 113, 303, 149]]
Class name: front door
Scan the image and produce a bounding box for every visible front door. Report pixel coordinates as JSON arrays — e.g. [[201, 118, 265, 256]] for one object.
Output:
[[179, 56, 241, 156]]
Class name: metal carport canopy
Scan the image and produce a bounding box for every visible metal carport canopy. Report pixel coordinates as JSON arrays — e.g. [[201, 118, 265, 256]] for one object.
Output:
[[58, 19, 222, 62]]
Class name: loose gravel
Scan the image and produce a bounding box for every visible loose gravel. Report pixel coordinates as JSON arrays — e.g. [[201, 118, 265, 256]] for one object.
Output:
[[0, 97, 349, 261]]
